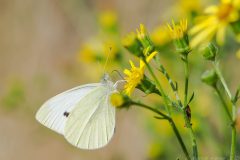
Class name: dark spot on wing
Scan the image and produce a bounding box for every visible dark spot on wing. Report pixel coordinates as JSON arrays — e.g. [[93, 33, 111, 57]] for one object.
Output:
[[63, 111, 70, 117]]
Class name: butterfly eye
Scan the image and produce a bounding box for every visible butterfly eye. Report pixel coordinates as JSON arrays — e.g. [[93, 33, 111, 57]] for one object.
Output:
[[63, 111, 70, 117]]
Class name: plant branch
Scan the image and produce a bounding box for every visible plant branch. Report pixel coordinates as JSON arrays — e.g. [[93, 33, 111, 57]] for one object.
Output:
[[182, 54, 198, 160], [213, 61, 237, 160], [131, 101, 190, 160], [213, 86, 232, 121]]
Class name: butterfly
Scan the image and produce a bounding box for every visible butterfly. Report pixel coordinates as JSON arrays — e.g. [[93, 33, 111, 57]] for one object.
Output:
[[35, 74, 118, 150]]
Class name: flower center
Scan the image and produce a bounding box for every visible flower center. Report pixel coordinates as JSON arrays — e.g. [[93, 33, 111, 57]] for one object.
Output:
[[130, 68, 142, 82], [217, 3, 233, 20]]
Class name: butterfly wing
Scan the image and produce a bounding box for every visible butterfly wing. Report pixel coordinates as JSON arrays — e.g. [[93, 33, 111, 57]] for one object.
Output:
[[64, 85, 116, 150], [35, 83, 100, 135]]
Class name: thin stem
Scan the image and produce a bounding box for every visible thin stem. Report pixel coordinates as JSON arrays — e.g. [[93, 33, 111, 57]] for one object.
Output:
[[155, 53, 198, 159], [214, 62, 232, 98], [189, 128, 198, 159], [214, 62, 236, 160], [182, 54, 198, 160], [168, 119, 191, 160], [144, 61, 171, 115], [183, 55, 189, 108], [131, 101, 190, 160], [214, 86, 232, 121], [158, 64, 183, 109], [230, 127, 237, 160], [131, 101, 169, 119]]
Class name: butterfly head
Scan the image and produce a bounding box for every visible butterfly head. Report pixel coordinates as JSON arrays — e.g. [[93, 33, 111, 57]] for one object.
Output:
[[101, 73, 116, 91], [102, 73, 111, 82]]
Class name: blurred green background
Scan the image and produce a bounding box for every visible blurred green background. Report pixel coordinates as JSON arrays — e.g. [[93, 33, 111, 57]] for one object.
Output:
[[0, 0, 240, 159]]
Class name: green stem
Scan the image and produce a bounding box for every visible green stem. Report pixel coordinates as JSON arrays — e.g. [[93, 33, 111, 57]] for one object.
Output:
[[230, 127, 237, 160], [131, 101, 169, 119], [214, 86, 232, 121], [158, 64, 183, 108], [182, 54, 198, 160], [214, 62, 232, 98], [131, 101, 190, 160], [189, 128, 198, 159], [183, 55, 189, 108], [144, 61, 171, 115], [169, 119, 191, 160], [214, 62, 236, 160]]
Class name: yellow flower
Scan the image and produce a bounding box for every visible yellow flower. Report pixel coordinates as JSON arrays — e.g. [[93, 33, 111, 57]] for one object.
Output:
[[136, 24, 155, 53], [78, 44, 96, 63], [167, 19, 190, 53], [103, 40, 119, 60], [110, 93, 124, 107], [150, 25, 171, 46], [136, 24, 147, 40], [172, 0, 202, 19], [167, 19, 188, 40], [190, 0, 240, 47], [99, 11, 117, 30], [122, 32, 142, 56], [123, 51, 157, 96], [122, 32, 137, 47]]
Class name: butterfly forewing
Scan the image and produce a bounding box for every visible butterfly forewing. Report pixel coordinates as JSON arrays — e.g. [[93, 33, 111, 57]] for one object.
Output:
[[35, 83, 99, 135], [64, 85, 116, 149]]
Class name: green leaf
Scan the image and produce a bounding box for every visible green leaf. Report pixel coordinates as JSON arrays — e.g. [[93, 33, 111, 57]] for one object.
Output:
[[188, 92, 195, 105], [233, 87, 240, 103], [154, 116, 167, 120]]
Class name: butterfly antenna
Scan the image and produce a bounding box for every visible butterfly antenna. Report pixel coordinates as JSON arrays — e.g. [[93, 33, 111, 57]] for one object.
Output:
[[111, 70, 124, 79], [103, 47, 112, 74], [97, 60, 103, 76]]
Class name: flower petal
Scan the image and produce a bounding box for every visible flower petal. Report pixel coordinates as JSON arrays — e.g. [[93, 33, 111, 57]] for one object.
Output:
[[216, 24, 226, 45], [124, 69, 131, 76], [190, 16, 216, 35], [146, 51, 158, 62], [190, 25, 217, 47], [204, 5, 218, 14], [129, 60, 135, 68]]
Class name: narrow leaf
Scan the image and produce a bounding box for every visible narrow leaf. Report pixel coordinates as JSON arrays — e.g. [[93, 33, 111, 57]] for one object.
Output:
[[188, 92, 195, 104]]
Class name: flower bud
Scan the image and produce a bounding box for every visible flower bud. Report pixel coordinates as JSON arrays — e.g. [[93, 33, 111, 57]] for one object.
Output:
[[167, 19, 190, 55], [122, 32, 143, 57], [137, 76, 161, 95], [201, 43, 218, 61], [136, 24, 155, 53], [99, 11, 118, 33], [110, 93, 131, 108], [201, 69, 218, 87]]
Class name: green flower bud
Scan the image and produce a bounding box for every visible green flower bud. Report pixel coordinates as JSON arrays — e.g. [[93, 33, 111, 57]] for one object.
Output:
[[137, 76, 161, 95], [201, 69, 218, 87], [122, 32, 143, 57], [201, 43, 218, 61]]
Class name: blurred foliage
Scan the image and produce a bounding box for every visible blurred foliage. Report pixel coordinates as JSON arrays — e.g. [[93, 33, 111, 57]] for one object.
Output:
[[1, 80, 25, 110]]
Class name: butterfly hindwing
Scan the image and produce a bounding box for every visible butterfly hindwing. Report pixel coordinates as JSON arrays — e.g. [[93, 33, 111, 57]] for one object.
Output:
[[64, 85, 116, 149], [35, 83, 99, 135]]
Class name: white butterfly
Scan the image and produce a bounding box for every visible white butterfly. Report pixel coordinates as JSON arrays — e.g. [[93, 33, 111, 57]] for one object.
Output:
[[35, 74, 118, 150]]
